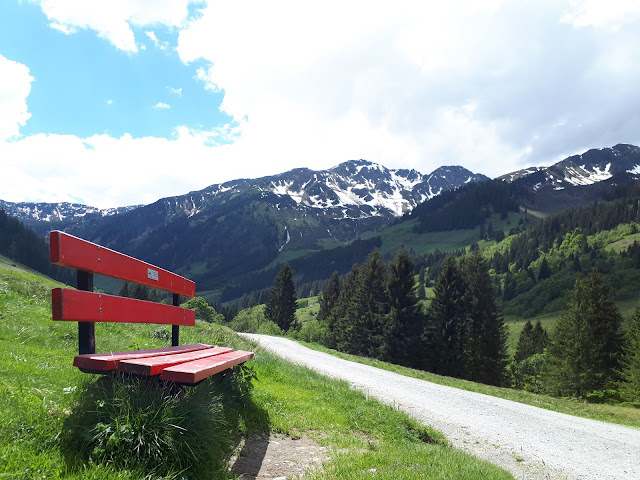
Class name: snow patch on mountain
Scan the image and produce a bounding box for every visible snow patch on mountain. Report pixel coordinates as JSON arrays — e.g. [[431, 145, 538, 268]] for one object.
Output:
[[0, 200, 138, 222], [563, 163, 612, 186]]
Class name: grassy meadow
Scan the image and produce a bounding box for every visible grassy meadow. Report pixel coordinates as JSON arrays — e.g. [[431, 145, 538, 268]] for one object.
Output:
[[0, 256, 513, 479]]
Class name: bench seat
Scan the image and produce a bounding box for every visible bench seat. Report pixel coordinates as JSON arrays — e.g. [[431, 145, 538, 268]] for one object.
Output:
[[73, 343, 214, 371], [74, 343, 254, 385], [161, 350, 255, 385]]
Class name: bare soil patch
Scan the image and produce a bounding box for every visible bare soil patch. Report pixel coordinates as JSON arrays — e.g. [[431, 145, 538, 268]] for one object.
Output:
[[230, 434, 328, 480]]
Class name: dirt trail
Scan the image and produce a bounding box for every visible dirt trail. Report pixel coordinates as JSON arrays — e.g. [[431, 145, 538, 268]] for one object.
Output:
[[242, 333, 640, 480]]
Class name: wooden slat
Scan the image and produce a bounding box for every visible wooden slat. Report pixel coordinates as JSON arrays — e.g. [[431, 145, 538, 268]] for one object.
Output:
[[52, 288, 195, 325], [160, 350, 254, 385], [50, 231, 195, 297], [118, 346, 234, 376], [73, 343, 213, 371]]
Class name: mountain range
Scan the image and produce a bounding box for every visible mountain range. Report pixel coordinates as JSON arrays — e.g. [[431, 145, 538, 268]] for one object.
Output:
[[3, 143, 640, 302]]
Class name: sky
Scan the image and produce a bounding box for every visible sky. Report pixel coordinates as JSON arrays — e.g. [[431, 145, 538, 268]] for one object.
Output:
[[1, 0, 640, 209]]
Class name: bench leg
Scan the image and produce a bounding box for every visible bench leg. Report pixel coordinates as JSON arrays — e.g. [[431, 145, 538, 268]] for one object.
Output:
[[77, 270, 96, 354], [172, 293, 180, 346]]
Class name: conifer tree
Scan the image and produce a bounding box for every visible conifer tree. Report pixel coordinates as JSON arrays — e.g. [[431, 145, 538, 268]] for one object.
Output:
[[318, 271, 341, 322], [531, 320, 549, 353], [538, 257, 551, 281], [424, 255, 468, 376], [620, 305, 640, 402], [460, 250, 508, 385], [335, 250, 389, 359], [545, 269, 623, 397], [265, 263, 297, 332], [515, 320, 535, 363], [352, 249, 390, 359], [417, 268, 426, 299], [515, 320, 548, 362], [119, 281, 131, 298], [386, 250, 423, 368], [332, 264, 361, 351]]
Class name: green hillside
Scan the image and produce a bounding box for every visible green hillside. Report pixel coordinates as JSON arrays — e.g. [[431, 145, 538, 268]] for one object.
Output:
[[0, 257, 512, 479]]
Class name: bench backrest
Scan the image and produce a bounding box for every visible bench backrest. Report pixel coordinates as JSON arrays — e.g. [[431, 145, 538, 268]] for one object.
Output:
[[50, 231, 196, 354]]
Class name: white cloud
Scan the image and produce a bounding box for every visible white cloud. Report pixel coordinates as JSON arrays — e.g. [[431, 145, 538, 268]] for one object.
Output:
[[4, 0, 640, 208], [562, 0, 640, 31], [145, 31, 169, 50], [106, 99, 113, 105], [49, 22, 76, 34], [175, 0, 640, 178], [168, 87, 182, 97], [154, 102, 171, 109], [0, 126, 240, 208], [0, 54, 34, 140], [38, 0, 195, 52]]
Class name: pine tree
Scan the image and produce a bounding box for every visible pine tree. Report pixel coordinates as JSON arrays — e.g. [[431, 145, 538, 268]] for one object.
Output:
[[620, 305, 640, 402], [417, 268, 426, 299], [545, 269, 624, 397], [335, 250, 389, 359], [531, 320, 549, 353], [352, 249, 390, 359], [460, 250, 508, 386], [515, 320, 535, 362], [318, 271, 341, 322], [119, 281, 131, 298], [131, 284, 149, 300], [265, 264, 297, 332], [424, 255, 468, 376], [333, 264, 361, 351], [538, 257, 551, 281], [515, 320, 548, 362], [386, 250, 423, 368]]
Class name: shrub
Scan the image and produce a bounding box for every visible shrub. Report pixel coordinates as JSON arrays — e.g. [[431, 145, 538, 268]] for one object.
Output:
[[256, 320, 284, 336], [61, 371, 252, 478], [296, 319, 330, 344]]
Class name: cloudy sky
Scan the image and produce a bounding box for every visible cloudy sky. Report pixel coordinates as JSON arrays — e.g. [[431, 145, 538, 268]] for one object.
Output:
[[1, 0, 640, 208]]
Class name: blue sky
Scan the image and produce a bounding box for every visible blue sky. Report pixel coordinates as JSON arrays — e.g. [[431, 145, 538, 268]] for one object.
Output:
[[2, 1, 640, 208], [0, 1, 228, 139]]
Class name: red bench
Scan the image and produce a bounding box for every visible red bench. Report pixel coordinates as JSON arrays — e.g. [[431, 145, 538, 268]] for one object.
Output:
[[49, 230, 253, 385]]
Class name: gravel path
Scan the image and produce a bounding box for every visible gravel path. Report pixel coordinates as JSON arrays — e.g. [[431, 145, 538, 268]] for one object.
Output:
[[241, 334, 640, 480]]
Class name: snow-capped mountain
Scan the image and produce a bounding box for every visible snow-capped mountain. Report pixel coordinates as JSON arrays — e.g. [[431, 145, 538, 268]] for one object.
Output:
[[0, 200, 137, 223], [247, 160, 488, 219], [3, 160, 486, 228], [2, 159, 487, 300], [499, 144, 640, 191]]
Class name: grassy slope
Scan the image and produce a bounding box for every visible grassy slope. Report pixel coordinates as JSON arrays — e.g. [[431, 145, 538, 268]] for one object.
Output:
[[0, 257, 511, 479]]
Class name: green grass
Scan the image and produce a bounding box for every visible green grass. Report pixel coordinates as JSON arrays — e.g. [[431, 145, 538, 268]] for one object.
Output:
[[377, 213, 535, 258], [0, 258, 513, 479], [299, 341, 640, 429], [377, 219, 483, 256], [295, 296, 320, 323]]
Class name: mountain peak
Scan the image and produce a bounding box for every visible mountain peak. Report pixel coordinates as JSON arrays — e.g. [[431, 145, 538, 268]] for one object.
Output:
[[500, 144, 640, 189]]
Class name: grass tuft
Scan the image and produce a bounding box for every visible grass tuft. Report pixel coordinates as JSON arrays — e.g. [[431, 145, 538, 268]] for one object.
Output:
[[61, 370, 259, 479]]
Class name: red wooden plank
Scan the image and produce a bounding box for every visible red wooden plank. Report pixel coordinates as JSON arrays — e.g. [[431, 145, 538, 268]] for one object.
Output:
[[160, 350, 254, 385], [52, 288, 195, 325], [118, 346, 234, 376], [49, 231, 196, 297], [73, 343, 213, 371]]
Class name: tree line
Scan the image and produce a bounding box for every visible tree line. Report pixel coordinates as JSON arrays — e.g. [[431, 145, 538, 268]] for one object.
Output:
[[310, 249, 509, 385], [0, 210, 74, 285], [255, 251, 640, 403]]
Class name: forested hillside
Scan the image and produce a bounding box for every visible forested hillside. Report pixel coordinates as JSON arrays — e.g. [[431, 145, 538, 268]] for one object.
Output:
[[0, 210, 73, 285]]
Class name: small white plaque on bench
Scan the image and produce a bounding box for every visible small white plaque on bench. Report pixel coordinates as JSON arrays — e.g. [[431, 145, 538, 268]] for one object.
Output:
[[147, 268, 159, 281]]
